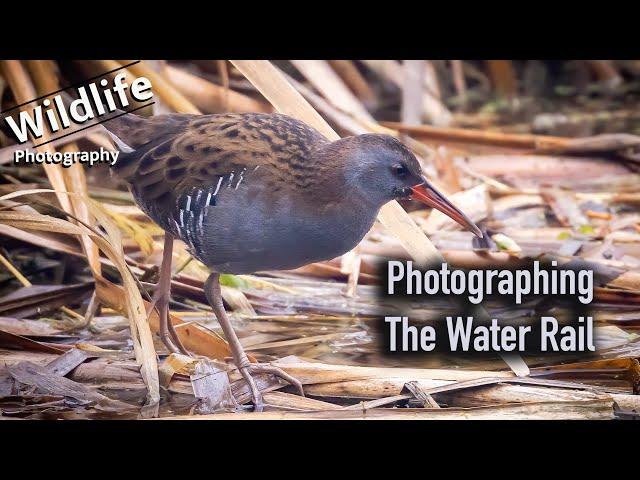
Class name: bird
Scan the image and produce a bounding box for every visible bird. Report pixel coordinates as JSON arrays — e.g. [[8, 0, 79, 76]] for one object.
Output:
[[104, 111, 482, 410]]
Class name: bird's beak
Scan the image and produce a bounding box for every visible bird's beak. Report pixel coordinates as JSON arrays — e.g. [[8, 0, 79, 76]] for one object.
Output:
[[410, 182, 483, 238]]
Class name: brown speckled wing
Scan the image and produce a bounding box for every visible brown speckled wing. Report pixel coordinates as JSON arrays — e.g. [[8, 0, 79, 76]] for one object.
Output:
[[114, 112, 328, 196], [111, 112, 329, 238]]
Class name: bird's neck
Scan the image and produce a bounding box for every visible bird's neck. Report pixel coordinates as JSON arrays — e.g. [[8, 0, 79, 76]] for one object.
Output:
[[306, 146, 374, 210]]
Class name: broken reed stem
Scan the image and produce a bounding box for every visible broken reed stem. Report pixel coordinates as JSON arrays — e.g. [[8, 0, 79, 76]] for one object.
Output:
[[0, 61, 72, 213], [383, 121, 570, 150], [291, 60, 374, 121], [401, 60, 425, 125], [328, 60, 376, 104], [450, 60, 467, 107], [216, 60, 230, 111], [0, 251, 84, 321], [163, 400, 614, 420], [117, 60, 201, 115], [24, 59, 101, 276], [0, 251, 31, 286], [486, 60, 518, 98], [162, 65, 270, 114], [422, 61, 452, 127]]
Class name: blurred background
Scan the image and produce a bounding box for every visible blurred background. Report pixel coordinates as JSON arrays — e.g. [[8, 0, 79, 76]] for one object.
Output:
[[0, 60, 639, 418]]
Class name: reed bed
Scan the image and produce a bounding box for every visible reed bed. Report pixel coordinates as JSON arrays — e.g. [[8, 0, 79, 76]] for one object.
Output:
[[1, 60, 639, 419]]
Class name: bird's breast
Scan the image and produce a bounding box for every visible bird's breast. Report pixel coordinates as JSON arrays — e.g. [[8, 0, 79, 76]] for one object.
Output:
[[196, 189, 378, 274]]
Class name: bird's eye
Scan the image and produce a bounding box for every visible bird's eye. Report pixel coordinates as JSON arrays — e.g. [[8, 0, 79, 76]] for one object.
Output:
[[392, 164, 408, 177]]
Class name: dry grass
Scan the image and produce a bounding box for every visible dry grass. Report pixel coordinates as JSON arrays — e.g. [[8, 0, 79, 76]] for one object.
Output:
[[1, 60, 640, 419]]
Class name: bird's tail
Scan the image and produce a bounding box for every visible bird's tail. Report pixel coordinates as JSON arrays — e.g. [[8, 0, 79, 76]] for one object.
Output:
[[104, 110, 194, 183], [103, 109, 194, 151], [101, 109, 154, 151]]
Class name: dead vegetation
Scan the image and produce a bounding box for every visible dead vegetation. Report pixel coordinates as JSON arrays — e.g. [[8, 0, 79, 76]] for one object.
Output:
[[1, 60, 639, 419]]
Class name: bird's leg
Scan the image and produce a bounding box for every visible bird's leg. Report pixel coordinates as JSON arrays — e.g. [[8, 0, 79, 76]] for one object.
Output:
[[204, 273, 262, 408], [204, 272, 304, 411], [147, 234, 189, 355]]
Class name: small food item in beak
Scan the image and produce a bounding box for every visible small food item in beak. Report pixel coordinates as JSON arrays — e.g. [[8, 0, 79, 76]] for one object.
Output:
[[410, 182, 483, 238]]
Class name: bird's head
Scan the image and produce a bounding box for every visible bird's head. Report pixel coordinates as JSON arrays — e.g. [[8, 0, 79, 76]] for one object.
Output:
[[325, 134, 482, 238]]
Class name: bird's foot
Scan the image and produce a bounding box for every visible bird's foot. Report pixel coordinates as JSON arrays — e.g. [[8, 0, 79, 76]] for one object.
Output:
[[237, 361, 305, 412], [204, 272, 303, 412], [146, 286, 189, 356]]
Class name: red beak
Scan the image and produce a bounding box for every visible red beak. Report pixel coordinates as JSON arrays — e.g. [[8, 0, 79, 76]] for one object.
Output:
[[410, 182, 483, 238]]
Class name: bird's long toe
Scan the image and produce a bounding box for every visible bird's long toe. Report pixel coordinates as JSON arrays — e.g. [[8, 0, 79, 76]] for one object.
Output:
[[248, 364, 305, 398], [239, 365, 264, 412], [235, 362, 305, 411]]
